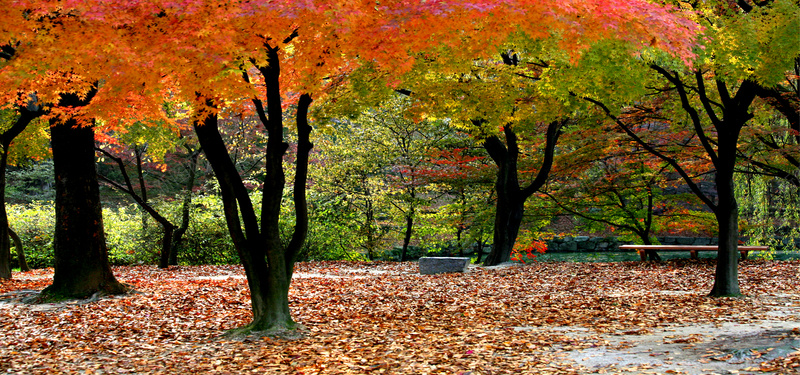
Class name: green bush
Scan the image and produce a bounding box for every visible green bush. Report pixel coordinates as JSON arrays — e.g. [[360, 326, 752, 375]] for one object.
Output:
[[6, 196, 241, 268], [295, 196, 369, 261], [103, 205, 162, 265], [7, 201, 55, 268], [168, 195, 239, 265], [6, 193, 375, 268]]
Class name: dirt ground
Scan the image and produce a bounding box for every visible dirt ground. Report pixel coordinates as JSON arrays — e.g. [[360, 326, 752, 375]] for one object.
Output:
[[525, 299, 800, 374]]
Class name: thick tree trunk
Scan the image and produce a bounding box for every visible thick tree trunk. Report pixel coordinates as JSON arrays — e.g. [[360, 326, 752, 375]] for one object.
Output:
[[709, 130, 742, 296], [44, 94, 126, 299], [484, 198, 524, 265]]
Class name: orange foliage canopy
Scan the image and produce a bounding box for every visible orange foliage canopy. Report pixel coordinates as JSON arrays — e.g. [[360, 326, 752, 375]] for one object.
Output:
[[1, 0, 700, 120]]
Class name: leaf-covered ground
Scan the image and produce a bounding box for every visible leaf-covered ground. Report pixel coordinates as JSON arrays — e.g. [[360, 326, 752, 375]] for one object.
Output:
[[1, 260, 799, 374]]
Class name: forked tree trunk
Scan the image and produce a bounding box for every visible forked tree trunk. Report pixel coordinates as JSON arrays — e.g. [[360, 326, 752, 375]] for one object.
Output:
[[482, 121, 563, 266], [44, 92, 126, 299], [194, 94, 312, 333], [194, 40, 312, 334]]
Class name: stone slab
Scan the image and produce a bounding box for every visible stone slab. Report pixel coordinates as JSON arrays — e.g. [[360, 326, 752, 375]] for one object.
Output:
[[418, 257, 470, 275]]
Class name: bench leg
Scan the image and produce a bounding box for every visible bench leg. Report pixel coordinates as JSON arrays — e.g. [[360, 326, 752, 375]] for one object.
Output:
[[639, 250, 647, 261], [690, 250, 698, 260], [740, 250, 748, 260]]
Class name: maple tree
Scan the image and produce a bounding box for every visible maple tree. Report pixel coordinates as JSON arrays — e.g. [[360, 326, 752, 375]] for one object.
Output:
[[144, 0, 703, 333], [0, 0, 174, 296], [545, 125, 716, 261], [578, 0, 799, 296], [369, 0, 701, 265], [0, 0, 702, 333]]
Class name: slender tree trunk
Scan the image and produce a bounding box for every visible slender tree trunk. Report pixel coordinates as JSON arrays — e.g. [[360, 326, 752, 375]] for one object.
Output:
[[158, 225, 175, 269], [364, 199, 376, 261], [0, 103, 42, 279], [0, 147, 12, 279], [400, 214, 413, 261], [169, 148, 200, 265], [474, 240, 484, 264], [96, 147, 178, 269], [456, 225, 464, 257], [8, 227, 28, 272], [44, 92, 126, 298]]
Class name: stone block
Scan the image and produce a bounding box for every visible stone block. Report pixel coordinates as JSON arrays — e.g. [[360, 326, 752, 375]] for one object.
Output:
[[694, 238, 711, 245], [419, 257, 471, 275], [577, 241, 595, 251]]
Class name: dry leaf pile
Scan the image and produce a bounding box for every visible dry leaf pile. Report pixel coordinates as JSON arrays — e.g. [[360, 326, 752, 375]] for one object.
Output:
[[1, 260, 799, 374]]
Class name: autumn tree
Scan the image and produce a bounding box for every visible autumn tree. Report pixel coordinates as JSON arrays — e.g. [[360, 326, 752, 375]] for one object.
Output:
[[576, 0, 798, 295], [0, 1, 167, 296], [373, 0, 700, 265], [544, 126, 714, 260], [144, 0, 448, 334], [1, 0, 700, 328]]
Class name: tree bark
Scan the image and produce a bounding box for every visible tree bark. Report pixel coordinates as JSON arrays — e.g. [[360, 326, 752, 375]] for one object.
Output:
[[0, 146, 14, 279], [43, 91, 126, 299], [400, 213, 413, 261], [194, 38, 312, 334], [482, 121, 564, 266], [0, 102, 42, 279], [9, 227, 29, 272]]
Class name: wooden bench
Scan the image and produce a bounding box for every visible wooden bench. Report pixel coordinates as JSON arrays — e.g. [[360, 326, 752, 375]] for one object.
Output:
[[618, 245, 769, 261]]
